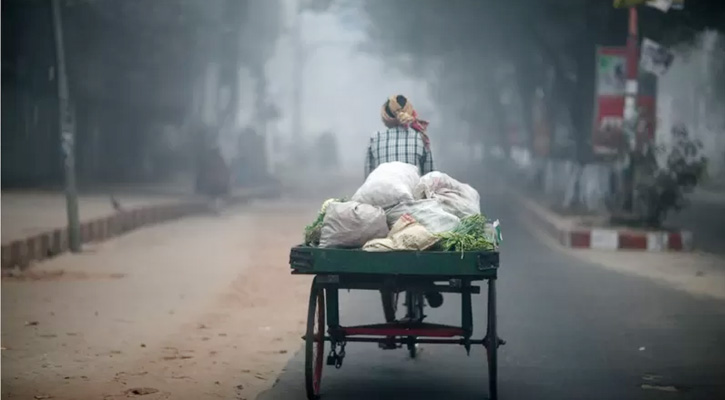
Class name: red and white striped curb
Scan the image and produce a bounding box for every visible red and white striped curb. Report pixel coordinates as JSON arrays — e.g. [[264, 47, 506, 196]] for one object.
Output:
[[0, 202, 206, 271], [518, 196, 694, 252], [562, 229, 693, 251], [1, 186, 280, 270]]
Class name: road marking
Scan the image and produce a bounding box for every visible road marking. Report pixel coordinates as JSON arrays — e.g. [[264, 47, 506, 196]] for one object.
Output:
[[641, 384, 678, 392], [641, 374, 662, 381]]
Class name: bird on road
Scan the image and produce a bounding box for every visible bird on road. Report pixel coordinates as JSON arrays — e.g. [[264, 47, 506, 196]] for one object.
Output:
[[110, 195, 123, 212]]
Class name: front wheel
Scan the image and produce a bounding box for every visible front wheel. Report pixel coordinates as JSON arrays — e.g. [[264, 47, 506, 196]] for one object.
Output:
[[305, 281, 325, 400]]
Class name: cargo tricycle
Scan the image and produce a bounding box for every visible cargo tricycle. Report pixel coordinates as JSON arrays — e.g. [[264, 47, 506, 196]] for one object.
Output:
[[290, 245, 504, 399]]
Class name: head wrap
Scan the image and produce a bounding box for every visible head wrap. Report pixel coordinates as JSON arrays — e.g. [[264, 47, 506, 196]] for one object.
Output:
[[381, 95, 430, 148]]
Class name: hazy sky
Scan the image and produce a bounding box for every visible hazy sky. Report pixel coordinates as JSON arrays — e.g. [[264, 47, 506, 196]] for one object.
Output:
[[264, 0, 436, 172]]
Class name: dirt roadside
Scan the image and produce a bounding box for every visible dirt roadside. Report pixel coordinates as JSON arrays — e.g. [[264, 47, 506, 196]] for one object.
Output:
[[2, 200, 318, 400]]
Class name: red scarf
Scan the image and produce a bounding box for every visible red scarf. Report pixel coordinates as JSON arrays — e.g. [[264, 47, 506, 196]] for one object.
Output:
[[409, 110, 430, 149]]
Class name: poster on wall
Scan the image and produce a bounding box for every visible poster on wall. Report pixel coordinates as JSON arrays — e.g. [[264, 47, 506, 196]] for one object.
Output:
[[597, 49, 627, 96], [592, 47, 657, 156], [640, 38, 675, 76]]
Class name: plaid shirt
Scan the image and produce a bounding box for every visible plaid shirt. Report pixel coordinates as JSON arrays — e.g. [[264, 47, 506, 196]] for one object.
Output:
[[365, 126, 434, 178]]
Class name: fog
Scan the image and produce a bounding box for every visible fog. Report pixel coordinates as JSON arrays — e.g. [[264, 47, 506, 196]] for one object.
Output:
[[2, 3, 725, 399], [2, 0, 724, 224], [265, 0, 436, 173]]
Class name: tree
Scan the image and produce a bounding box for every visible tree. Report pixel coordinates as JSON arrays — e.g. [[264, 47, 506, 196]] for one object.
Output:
[[2, 0, 286, 186], [55, 0, 282, 183], [347, 0, 725, 161]]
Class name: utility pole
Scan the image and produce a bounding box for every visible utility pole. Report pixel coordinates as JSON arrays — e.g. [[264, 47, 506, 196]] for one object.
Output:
[[52, 0, 81, 252], [624, 7, 640, 151], [622, 6, 640, 213], [291, 0, 303, 142]]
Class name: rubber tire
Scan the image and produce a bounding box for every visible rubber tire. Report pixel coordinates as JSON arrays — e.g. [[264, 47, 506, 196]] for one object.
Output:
[[405, 292, 423, 359], [487, 335, 498, 399], [486, 280, 498, 400], [305, 283, 325, 400]]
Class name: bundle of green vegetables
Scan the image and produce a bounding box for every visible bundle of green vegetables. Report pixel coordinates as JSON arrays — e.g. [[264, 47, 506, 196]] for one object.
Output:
[[436, 214, 499, 254], [304, 198, 345, 246]]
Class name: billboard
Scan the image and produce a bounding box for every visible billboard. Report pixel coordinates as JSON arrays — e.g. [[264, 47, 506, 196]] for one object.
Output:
[[613, 0, 684, 10], [592, 47, 657, 155]]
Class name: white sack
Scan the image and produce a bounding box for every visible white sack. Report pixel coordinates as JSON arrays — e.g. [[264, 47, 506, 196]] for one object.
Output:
[[352, 162, 420, 208], [363, 214, 439, 252], [414, 171, 480, 218], [319, 201, 389, 248], [385, 199, 460, 234]]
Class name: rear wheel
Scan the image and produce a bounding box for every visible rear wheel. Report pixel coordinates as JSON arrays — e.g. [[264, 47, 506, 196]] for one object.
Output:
[[485, 280, 498, 400], [405, 291, 424, 359], [305, 281, 325, 400]]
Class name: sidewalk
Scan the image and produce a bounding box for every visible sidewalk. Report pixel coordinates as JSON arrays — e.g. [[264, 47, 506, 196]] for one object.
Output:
[[1, 185, 278, 270], [515, 195, 694, 252], [2, 191, 187, 244], [688, 186, 725, 205]]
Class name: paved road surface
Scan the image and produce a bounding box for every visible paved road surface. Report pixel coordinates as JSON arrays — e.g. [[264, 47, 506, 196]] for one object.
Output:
[[667, 189, 725, 256], [3, 175, 724, 400], [260, 182, 725, 400]]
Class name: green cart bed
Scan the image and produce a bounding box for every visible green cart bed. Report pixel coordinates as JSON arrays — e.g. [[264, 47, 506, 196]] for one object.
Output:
[[289, 245, 505, 400], [290, 245, 499, 277]]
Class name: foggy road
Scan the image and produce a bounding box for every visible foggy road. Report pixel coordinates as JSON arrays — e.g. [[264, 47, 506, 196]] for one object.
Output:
[[2, 181, 725, 400], [4, 0, 725, 399], [260, 182, 725, 400]]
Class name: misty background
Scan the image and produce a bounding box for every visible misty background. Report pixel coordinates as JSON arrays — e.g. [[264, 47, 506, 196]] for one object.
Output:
[[2, 0, 724, 196], [2, 0, 439, 189], [266, 0, 436, 174]]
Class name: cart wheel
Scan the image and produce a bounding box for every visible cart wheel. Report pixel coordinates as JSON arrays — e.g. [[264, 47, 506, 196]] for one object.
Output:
[[485, 279, 498, 400], [486, 336, 498, 399], [305, 281, 325, 400], [405, 292, 424, 359]]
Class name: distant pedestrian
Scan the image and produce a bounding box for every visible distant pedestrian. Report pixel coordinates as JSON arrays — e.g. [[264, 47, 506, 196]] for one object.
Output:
[[195, 131, 230, 211]]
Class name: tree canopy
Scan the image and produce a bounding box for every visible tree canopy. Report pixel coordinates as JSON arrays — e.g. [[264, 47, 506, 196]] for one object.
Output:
[[323, 0, 725, 161], [2, 0, 284, 185], [57, 0, 282, 115]]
